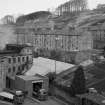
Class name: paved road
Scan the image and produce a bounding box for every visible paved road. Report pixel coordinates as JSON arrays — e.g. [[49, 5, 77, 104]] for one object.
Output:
[[23, 97, 66, 105], [0, 100, 12, 105], [40, 98, 64, 105], [0, 96, 67, 105], [23, 98, 38, 105]]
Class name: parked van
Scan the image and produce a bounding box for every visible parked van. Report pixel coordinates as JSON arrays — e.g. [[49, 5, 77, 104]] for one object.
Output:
[[13, 91, 24, 105], [0, 91, 14, 104]]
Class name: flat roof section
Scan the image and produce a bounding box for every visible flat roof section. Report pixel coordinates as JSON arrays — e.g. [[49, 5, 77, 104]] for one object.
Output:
[[16, 75, 43, 81], [25, 57, 75, 76]]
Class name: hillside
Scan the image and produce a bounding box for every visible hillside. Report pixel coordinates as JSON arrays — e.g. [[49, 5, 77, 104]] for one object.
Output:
[[16, 11, 51, 25], [15, 7, 105, 30], [53, 9, 105, 29]]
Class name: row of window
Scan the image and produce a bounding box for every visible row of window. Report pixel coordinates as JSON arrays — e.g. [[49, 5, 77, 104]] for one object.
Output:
[[8, 56, 29, 64], [18, 32, 92, 51], [34, 36, 80, 51], [8, 67, 16, 73], [8, 65, 25, 75], [93, 30, 105, 41]]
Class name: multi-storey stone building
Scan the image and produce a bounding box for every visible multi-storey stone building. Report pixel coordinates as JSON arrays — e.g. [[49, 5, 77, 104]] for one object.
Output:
[[0, 44, 33, 90], [16, 26, 93, 63], [84, 23, 105, 49]]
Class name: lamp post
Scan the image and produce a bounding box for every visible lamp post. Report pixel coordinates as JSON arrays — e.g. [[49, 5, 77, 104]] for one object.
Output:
[[54, 37, 60, 77], [54, 59, 56, 77]]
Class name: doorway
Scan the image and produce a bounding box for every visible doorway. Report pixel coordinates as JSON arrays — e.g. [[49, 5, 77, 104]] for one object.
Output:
[[6, 76, 11, 89], [33, 82, 42, 92], [32, 82, 43, 97]]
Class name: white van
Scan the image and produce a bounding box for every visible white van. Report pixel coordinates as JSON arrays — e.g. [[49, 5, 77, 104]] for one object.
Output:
[[0, 91, 14, 104]]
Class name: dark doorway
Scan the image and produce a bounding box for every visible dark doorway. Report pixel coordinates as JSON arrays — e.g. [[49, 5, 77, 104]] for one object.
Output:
[[82, 98, 86, 105], [26, 56, 29, 62], [33, 82, 42, 93], [32, 82, 43, 98], [6, 76, 15, 89], [6, 76, 11, 89]]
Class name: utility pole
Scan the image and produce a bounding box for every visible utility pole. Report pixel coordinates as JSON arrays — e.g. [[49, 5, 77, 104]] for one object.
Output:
[[54, 37, 60, 76]]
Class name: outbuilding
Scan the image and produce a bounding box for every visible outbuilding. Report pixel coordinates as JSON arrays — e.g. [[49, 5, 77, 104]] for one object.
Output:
[[15, 74, 49, 97]]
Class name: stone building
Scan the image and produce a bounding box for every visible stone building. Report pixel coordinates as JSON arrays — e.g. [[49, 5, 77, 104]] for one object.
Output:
[[16, 26, 93, 63], [16, 28, 93, 52], [15, 74, 49, 97], [88, 25, 105, 49], [0, 44, 33, 91]]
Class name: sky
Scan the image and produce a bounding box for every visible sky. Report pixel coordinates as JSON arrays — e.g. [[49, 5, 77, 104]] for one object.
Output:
[[0, 0, 105, 18]]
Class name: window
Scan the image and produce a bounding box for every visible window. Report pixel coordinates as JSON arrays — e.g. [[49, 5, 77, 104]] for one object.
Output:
[[8, 58, 11, 63], [26, 56, 29, 61], [18, 57, 20, 62], [46, 28, 50, 30], [8, 68, 11, 73], [22, 57, 25, 62], [13, 58, 16, 63], [22, 65, 24, 70], [18, 66, 21, 71], [13, 67, 15, 72]]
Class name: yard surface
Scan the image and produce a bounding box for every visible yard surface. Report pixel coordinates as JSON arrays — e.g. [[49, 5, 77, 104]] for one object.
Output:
[[23, 96, 66, 105]]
